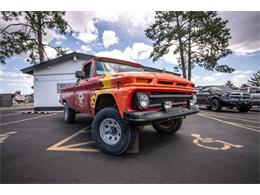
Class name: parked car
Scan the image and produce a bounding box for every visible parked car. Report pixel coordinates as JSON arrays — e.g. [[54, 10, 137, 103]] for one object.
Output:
[[60, 57, 199, 155], [240, 86, 260, 107], [14, 94, 25, 103], [196, 85, 251, 112]]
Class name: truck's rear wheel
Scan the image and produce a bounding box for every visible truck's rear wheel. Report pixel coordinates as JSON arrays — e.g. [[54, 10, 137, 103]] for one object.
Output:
[[92, 107, 135, 155], [64, 103, 75, 123], [152, 118, 183, 134]]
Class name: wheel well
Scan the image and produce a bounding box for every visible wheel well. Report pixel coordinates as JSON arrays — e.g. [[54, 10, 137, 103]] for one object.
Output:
[[95, 94, 117, 114], [210, 96, 219, 103]]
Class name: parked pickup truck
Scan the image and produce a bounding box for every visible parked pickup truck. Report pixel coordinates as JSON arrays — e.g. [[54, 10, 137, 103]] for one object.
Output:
[[60, 57, 199, 155], [240, 86, 260, 107], [196, 85, 251, 112]]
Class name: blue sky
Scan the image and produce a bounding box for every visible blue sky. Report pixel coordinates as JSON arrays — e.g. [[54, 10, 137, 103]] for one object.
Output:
[[0, 11, 259, 94]]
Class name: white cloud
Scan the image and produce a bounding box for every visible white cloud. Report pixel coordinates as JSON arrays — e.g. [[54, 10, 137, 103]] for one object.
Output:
[[94, 11, 121, 22], [193, 70, 253, 87], [65, 11, 155, 45], [0, 66, 33, 92], [102, 30, 119, 48], [69, 18, 98, 43], [124, 43, 153, 60], [44, 46, 73, 60], [161, 46, 179, 64], [124, 12, 154, 28], [73, 31, 97, 44], [96, 49, 132, 61], [80, 45, 92, 52], [96, 42, 153, 62], [43, 29, 66, 44]]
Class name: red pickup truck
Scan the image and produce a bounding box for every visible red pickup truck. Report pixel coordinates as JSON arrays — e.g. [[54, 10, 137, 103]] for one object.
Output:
[[60, 57, 199, 155]]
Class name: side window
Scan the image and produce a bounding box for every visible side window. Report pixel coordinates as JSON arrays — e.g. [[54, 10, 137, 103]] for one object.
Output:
[[83, 62, 92, 78], [202, 87, 210, 92], [250, 88, 260, 93], [241, 88, 248, 92]]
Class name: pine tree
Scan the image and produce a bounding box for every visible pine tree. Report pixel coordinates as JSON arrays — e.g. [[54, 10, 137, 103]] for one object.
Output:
[[145, 11, 234, 80], [225, 80, 238, 90], [247, 71, 260, 87]]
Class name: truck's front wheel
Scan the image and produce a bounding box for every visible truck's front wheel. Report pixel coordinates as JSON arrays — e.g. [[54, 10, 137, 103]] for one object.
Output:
[[92, 108, 135, 155], [153, 118, 183, 134], [64, 103, 75, 123]]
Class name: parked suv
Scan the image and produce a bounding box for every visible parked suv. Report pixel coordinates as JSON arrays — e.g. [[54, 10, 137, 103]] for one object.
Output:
[[60, 57, 199, 155], [240, 86, 260, 107], [196, 85, 251, 112]]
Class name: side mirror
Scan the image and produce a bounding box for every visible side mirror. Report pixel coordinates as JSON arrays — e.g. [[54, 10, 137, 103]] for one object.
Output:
[[75, 71, 84, 79]]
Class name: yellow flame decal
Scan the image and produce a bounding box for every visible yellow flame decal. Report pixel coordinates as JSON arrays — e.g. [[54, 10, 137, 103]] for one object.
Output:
[[90, 92, 97, 109]]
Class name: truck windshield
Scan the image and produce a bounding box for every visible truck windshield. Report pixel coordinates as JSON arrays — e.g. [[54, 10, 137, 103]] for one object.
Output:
[[95, 60, 142, 75], [211, 86, 232, 91]]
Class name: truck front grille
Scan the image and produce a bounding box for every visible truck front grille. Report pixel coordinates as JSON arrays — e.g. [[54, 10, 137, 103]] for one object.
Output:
[[149, 92, 192, 108], [229, 93, 251, 100]]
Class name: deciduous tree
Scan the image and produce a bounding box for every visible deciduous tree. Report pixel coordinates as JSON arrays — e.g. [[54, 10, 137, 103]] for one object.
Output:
[[0, 11, 69, 64]]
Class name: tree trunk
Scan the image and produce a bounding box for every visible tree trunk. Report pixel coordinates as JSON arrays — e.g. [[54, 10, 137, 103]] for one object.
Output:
[[36, 12, 45, 63], [176, 14, 187, 78], [187, 15, 192, 81]]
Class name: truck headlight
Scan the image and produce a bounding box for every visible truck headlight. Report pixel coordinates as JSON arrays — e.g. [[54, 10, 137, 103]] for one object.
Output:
[[137, 92, 149, 108], [190, 94, 197, 106], [222, 92, 230, 98]]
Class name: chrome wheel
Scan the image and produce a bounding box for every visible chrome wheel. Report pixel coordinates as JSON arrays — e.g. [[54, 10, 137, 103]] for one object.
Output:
[[100, 118, 121, 145]]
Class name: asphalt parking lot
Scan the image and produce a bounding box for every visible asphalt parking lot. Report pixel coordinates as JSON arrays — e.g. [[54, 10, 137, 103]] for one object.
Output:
[[0, 107, 259, 183]]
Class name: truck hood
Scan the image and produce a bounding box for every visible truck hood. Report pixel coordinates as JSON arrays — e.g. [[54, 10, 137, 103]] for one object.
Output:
[[100, 71, 195, 89]]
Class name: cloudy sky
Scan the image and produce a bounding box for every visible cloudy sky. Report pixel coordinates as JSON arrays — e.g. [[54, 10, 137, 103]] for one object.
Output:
[[0, 11, 259, 94]]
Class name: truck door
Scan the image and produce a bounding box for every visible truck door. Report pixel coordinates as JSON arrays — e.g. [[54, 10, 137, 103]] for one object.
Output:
[[197, 87, 211, 105], [74, 61, 95, 114]]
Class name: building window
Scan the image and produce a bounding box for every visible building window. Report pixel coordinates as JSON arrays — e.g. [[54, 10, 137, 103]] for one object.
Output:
[[57, 83, 74, 93]]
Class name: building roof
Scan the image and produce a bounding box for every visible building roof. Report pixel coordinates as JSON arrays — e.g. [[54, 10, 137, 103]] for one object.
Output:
[[21, 52, 180, 76], [21, 52, 94, 75]]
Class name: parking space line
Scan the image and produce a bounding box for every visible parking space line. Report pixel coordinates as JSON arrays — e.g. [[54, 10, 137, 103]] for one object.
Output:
[[239, 123, 260, 129], [47, 127, 90, 150], [0, 113, 21, 117], [47, 126, 139, 154], [0, 131, 17, 143], [0, 113, 58, 126], [198, 113, 260, 133], [200, 111, 260, 120], [63, 141, 94, 148], [200, 113, 260, 124]]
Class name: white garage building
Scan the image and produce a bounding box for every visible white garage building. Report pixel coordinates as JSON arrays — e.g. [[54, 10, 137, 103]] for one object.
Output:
[[21, 52, 178, 111]]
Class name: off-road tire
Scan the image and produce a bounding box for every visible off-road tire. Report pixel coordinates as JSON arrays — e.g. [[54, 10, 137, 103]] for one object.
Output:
[[152, 118, 183, 134], [237, 105, 251, 112], [210, 98, 222, 112], [64, 103, 75, 123], [92, 107, 135, 155]]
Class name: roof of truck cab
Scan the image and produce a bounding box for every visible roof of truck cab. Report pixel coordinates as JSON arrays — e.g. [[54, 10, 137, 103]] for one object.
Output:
[[94, 56, 142, 68], [21, 52, 180, 76]]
